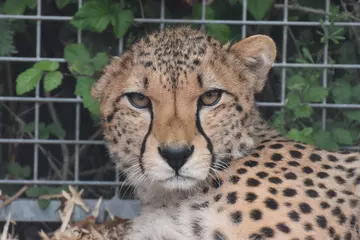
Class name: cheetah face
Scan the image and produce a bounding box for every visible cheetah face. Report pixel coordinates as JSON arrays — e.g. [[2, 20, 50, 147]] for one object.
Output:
[[92, 27, 276, 191]]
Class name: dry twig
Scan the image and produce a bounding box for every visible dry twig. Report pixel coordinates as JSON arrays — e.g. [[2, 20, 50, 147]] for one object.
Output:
[[45, 92, 71, 180], [1, 104, 63, 179], [0, 185, 28, 209], [1, 213, 11, 240]]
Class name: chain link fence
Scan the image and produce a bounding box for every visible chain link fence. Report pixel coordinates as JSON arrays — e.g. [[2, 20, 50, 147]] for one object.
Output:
[[0, 0, 360, 225]]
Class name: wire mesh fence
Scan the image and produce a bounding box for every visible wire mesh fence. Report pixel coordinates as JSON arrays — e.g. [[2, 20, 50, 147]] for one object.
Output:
[[0, 0, 360, 224]]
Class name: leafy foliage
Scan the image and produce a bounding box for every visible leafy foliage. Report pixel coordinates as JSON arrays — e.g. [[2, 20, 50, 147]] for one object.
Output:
[[71, 0, 133, 38], [23, 122, 66, 139], [64, 43, 108, 116], [7, 162, 31, 179], [270, 14, 360, 150], [56, 0, 71, 10], [44, 71, 63, 92], [2, 0, 36, 15], [34, 60, 60, 72], [113, 9, 134, 38], [15, 60, 62, 95], [75, 77, 100, 117], [240, 0, 273, 20], [16, 68, 43, 95], [0, 20, 17, 56]]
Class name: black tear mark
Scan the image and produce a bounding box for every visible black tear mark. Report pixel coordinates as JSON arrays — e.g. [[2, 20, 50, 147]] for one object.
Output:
[[139, 102, 153, 173], [196, 101, 215, 167]]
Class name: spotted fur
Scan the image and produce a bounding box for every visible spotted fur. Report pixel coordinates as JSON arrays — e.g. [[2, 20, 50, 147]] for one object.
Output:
[[90, 26, 360, 240]]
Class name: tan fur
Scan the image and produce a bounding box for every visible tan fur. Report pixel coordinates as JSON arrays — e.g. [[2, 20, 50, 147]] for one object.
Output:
[[83, 26, 360, 240]]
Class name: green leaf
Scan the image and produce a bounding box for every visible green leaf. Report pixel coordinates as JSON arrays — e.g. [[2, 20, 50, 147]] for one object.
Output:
[[22, 167, 31, 178], [47, 123, 66, 138], [83, 94, 100, 117], [338, 42, 356, 64], [270, 111, 285, 133], [302, 47, 314, 63], [0, 20, 17, 56], [25, 0, 36, 9], [23, 122, 49, 139], [7, 162, 30, 179], [331, 128, 353, 145], [44, 71, 63, 92], [71, 1, 112, 32], [303, 86, 328, 103], [332, 80, 352, 104], [38, 199, 50, 209], [64, 43, 91, 63], [287, 129, 302, 141], [113, 9, 134, 38], [206, 24, 231, 44], [16, 68, 43, 95], [287, 75, 306, 91], [3, 0, 27, 15], [23, 122, 34, 133], [344, 110, 360, 123], [287, 128, 314, 145], [294, 105, 312, 118], [64, 43, 94, 75], [286, 91, 301, 109], [25, 186, 43, 197], [295, 58, 310, 64], [75, 77, 94, 96], [352, 84, 360, 102], [92, 52, 109, 71], [69, 62, 94, 76], [34, 60, 59, 72], [308, 71, 322, 85], [348, 127, 360, 142], [314, 130, 339, 151], [192, 3, 216, 19], [56, 0, 70, 9], [75, 77, 100, 116], [240, 0, 272, 20]]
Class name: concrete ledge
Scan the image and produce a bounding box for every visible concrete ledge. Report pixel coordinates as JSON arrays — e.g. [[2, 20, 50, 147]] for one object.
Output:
[[0, 198, 140, 222]]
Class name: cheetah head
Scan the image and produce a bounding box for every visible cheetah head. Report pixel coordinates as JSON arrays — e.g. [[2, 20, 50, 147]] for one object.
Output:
[[92, 27, 276, 191]]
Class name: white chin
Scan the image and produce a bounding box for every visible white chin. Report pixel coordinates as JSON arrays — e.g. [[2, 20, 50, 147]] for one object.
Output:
[[161, 176, 198, 190]]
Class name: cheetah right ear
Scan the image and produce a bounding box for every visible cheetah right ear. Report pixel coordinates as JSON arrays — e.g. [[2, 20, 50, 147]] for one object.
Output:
[[230, 35, 276, 93]]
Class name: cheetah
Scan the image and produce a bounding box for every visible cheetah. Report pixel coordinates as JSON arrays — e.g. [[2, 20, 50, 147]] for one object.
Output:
[[88, 26, 360, 240]]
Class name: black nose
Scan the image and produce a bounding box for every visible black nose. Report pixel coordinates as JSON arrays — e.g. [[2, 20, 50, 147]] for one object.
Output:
[[158, 145, 194, 172]]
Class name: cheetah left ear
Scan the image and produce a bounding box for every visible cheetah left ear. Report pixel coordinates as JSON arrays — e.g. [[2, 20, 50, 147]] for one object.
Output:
[[231, 35, 276, 93]]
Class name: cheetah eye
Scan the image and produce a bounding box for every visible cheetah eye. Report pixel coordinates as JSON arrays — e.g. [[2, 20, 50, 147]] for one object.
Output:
[[199, 89, 223, 106], [127, 93, 150, 109]]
